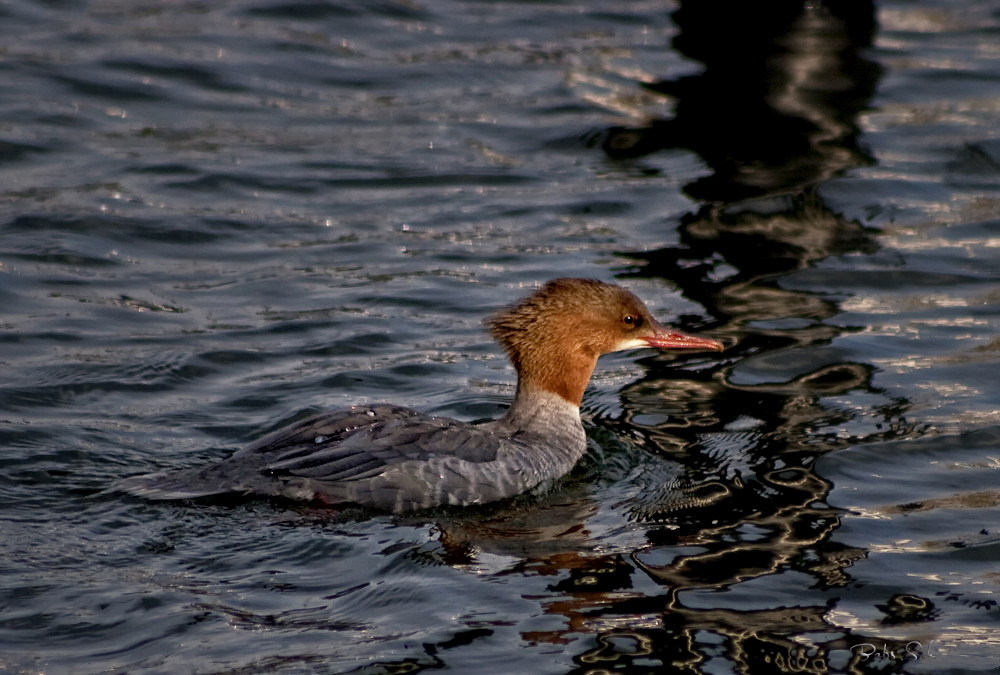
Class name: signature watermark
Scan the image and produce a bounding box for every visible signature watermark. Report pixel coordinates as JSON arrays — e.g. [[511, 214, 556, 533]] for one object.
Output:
[[852, 641, 937, 663]]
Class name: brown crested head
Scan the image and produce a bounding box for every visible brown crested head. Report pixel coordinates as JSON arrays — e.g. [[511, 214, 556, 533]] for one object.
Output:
[[485, 278, 723, 406]]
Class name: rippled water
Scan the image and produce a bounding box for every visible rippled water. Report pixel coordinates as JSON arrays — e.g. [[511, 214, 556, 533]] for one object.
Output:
[[2, 0, 999, 672]]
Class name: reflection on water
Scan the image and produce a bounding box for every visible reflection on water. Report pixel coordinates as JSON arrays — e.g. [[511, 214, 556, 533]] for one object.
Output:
[[596, 0, 880, 203]]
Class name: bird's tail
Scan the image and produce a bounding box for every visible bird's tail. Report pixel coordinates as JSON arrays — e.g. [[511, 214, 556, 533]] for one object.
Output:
[[115, 466, 235, 501]]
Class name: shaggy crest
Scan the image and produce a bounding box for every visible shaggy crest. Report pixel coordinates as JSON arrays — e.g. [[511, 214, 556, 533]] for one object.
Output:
[[485, 278, 659, 404]]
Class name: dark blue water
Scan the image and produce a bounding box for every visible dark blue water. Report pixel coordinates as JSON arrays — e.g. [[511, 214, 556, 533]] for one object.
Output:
[[2, 0, 1000, 672]]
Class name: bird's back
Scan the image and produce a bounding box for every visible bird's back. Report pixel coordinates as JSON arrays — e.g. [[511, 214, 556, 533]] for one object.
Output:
[[118, 400, 585, 512]]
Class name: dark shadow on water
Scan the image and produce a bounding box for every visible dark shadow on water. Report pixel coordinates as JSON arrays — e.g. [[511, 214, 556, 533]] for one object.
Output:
[[591, 0, 880, 204]]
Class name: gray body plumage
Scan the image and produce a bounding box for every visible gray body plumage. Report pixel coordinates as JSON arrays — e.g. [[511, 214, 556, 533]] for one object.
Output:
[[118, 391, 585, 513]]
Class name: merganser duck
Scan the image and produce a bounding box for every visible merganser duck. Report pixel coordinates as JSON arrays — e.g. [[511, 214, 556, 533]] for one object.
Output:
[[119, 278, 723, 512]]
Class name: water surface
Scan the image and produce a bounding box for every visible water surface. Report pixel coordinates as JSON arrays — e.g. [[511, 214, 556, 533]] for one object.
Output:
[[2, 0, 999, 672]]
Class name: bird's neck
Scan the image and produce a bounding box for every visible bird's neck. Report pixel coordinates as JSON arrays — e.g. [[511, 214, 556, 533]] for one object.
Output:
[[508, 343, 598, 408], [502, 382, 583, 432], [494, 340, 594, 453]]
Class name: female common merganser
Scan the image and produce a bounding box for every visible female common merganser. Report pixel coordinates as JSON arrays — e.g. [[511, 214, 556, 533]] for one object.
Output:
[[119, 278, 723, 512]]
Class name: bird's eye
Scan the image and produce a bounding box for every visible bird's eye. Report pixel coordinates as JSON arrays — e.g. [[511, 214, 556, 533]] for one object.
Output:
[[623, 314, 641, 328]]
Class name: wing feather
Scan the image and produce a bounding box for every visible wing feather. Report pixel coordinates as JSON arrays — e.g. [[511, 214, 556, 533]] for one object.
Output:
[[236, 405, 501, 484]]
